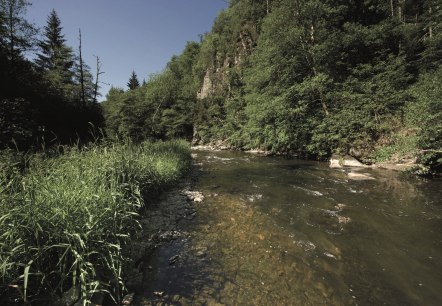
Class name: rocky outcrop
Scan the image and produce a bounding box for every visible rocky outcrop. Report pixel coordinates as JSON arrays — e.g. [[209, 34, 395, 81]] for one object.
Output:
[[196, 70, 215, 100], [196, 24, 257, 101]]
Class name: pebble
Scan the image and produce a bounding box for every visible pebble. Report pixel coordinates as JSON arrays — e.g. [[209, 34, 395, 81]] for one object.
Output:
[[169, 255, 180, 265], [122, 293, 135, 305]]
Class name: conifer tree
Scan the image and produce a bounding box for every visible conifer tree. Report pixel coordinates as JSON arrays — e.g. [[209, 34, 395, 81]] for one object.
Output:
[[35, 9, 75, 96], [127, 70, 140, 90], [36, 10, 65, 69], [0, 0, 36, 66]]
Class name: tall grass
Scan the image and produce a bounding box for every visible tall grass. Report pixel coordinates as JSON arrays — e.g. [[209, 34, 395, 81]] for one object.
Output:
[[0, 140, 191, 304]]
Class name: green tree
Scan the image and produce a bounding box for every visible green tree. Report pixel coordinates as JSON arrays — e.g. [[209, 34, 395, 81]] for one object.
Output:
[[35, 10, 75, 98], [102, 86, 125, 137], [406, 67, 442, 174], [127, 70, 140, 90], [0, 0, 36, 66], [419, 0, 442, 70]]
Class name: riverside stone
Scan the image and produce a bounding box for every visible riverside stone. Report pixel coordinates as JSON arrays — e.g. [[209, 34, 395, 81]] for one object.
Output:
[[348, 172, 376, 180], [329, 154, 370, 168]]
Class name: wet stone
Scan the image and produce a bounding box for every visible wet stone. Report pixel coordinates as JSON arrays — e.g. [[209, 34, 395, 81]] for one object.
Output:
[[122, 292, 135, 305], [169, 255, 180, 265]]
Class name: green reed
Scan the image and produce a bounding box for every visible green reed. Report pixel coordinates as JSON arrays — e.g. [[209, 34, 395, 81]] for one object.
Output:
[[0, 140, 191, 304]]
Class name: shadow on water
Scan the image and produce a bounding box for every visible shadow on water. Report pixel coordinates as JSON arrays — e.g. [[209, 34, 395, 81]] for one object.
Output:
[[137, 150, 442, 305]]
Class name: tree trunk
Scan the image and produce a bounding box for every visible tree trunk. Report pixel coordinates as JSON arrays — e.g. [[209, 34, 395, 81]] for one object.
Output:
[[93, 56, 103, 103], [78, 29, 86, 107], [429, 7, 433, 39], [8, 2, 14, 66]]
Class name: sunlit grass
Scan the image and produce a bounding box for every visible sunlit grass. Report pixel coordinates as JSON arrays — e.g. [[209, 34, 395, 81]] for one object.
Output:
[[0, 140, 191, 304]]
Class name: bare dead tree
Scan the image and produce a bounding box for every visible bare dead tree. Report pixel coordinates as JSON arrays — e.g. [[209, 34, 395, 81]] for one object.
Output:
[[78, 29, 85, 106], [93, 55, 104, 103]]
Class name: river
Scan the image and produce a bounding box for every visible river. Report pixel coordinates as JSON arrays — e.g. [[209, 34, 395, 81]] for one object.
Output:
[[136, 150, 442, 305]]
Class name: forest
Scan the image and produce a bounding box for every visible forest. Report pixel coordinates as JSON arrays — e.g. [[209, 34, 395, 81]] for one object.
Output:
[[1, 0, 442, 304], [1, 0, 441, 174], [103, 0, 442, 175]]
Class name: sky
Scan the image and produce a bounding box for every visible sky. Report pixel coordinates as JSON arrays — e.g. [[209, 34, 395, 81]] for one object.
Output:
[[25, 0, 228, 101]]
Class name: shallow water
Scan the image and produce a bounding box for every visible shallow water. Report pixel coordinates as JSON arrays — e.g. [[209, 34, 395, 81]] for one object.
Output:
[[138, 150, 442, 305]]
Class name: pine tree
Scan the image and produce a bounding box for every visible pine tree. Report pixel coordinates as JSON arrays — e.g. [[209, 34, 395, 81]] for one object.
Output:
[[35, 9, 75, 97], [0, 0, 36, 66], [127, 70, 140, 90], [420, 0, 442, 70], [36, 10, 66, 69]]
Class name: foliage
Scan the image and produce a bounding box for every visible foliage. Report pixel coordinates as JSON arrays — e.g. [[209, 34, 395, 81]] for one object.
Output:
[[103, 42, 200, 141], [0, 0, 37, 62], [0, 140, 191, 304], [170, 0, 441, 174], [0, 4, 103, 150], [405, 67, 442, 175]]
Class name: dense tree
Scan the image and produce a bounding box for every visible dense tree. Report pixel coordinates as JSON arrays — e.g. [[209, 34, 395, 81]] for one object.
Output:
[[0, 2, 103, 149], [103, 42, 200, 141], [406, 67, 442, 174], [100, 0, 441, 174], [419, 0, 442, 70]]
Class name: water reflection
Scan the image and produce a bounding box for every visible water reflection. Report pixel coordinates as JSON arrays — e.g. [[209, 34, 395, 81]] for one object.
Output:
[[138, 150, 442, 305]]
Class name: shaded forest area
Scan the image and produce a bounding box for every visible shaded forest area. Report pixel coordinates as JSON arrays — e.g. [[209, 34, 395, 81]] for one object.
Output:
[[0, 0, 103, 150], [104, 0, 442, 175]]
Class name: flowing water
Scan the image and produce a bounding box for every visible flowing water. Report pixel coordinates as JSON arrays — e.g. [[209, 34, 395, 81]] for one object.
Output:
[[137, 150, 442, 305]]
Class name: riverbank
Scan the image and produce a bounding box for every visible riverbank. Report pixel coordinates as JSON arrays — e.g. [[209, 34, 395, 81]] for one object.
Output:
[[0, 140, 191, 305], [125, 160, 205, 305], [192, 143, 422, 174]]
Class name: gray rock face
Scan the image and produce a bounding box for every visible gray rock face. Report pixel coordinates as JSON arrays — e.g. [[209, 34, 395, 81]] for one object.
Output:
[[197, 70, 214, 99]]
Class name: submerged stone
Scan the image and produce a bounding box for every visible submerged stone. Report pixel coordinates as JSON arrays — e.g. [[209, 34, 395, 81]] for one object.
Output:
[[347, 172, 375, 180]]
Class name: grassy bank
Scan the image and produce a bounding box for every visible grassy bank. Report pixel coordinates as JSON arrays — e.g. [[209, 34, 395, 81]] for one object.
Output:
[[0, 140, 191, 304]]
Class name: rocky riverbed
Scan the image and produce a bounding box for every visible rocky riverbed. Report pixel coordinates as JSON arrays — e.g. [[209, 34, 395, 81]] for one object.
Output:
[[120, 150, 442, 305], [125, 162, 205, 305]]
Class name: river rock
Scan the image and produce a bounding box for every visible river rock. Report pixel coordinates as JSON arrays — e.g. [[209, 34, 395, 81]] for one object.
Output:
[[330, 154, 371, 168], [122, 293, 135, 305], [55, 286, 80, 306], [195, 248, 207, 257], [158, 230, 182, 241], [347, 172, 375, 180], [182, 190, 204, 202], [169, 255, 180, 265], [245, 149, 271, 156]]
